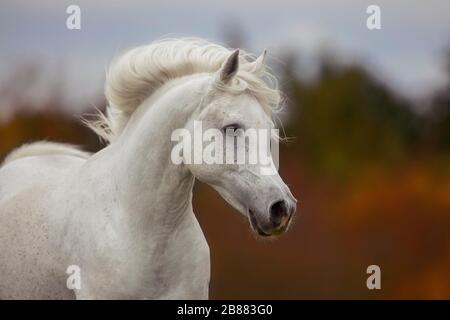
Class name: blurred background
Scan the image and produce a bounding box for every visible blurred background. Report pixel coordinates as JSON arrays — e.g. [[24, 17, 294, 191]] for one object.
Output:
[[1, 0, 449, 298]]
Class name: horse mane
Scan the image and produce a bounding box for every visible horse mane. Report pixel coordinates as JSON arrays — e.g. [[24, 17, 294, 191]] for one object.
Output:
[[85, 38, 282, 143]]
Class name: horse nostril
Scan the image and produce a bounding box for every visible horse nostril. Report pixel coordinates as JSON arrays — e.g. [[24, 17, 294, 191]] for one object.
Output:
[[270, 200, 288, 224]]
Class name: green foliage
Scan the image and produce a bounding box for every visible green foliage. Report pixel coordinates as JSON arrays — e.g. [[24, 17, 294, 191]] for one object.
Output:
[[283, 61, 430, 179]]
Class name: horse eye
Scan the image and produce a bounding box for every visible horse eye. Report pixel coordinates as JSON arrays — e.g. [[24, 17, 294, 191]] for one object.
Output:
[[222, 124, 241, 133]]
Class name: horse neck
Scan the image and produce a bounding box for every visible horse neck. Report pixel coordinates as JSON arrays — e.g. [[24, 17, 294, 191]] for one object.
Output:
[[108, 75, 209, 233]]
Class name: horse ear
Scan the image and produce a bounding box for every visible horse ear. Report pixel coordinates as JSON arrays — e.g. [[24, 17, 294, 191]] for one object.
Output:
[[218, 49, 240, 84], [251, 49, 267, 74]]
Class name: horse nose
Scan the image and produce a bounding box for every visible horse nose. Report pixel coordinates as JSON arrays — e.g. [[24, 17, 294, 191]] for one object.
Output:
[[269, 200, 290, 226]]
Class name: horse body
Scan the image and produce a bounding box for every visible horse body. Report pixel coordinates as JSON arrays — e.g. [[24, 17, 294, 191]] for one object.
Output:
[[0, 155, 83, 299], [0, 155, 208, 299], [0, 39, 296, 299], [0, 76, 210, 299]]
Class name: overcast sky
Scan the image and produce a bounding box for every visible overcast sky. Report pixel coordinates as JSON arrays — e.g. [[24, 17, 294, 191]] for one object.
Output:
[[0, 0, 449, 118]]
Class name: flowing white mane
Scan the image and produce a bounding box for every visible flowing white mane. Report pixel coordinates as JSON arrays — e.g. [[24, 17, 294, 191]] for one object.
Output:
[[87, 38, 282, 143]]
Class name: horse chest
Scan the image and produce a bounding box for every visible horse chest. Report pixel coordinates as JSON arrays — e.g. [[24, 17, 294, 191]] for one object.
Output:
[[99, 214, 211, 299], [147, 236, 210, 299], [143, 222, 210, 299]]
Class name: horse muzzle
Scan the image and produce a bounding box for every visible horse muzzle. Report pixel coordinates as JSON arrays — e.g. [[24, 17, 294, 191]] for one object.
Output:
[[247, 199, 296, 237]]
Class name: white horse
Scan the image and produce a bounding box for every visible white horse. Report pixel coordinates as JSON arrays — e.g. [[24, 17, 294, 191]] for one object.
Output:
[[0, 38, 296, 299]]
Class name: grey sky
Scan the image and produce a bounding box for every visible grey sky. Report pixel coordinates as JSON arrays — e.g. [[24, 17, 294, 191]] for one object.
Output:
[[0, 0, 449, 119]]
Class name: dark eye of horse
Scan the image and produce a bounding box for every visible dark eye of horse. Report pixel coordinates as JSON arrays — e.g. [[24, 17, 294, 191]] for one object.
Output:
[[222, 124, 241, 134]]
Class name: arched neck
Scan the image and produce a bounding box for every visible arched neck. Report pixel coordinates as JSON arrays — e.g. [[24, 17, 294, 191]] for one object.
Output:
[[108, 74, 211, 231]]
